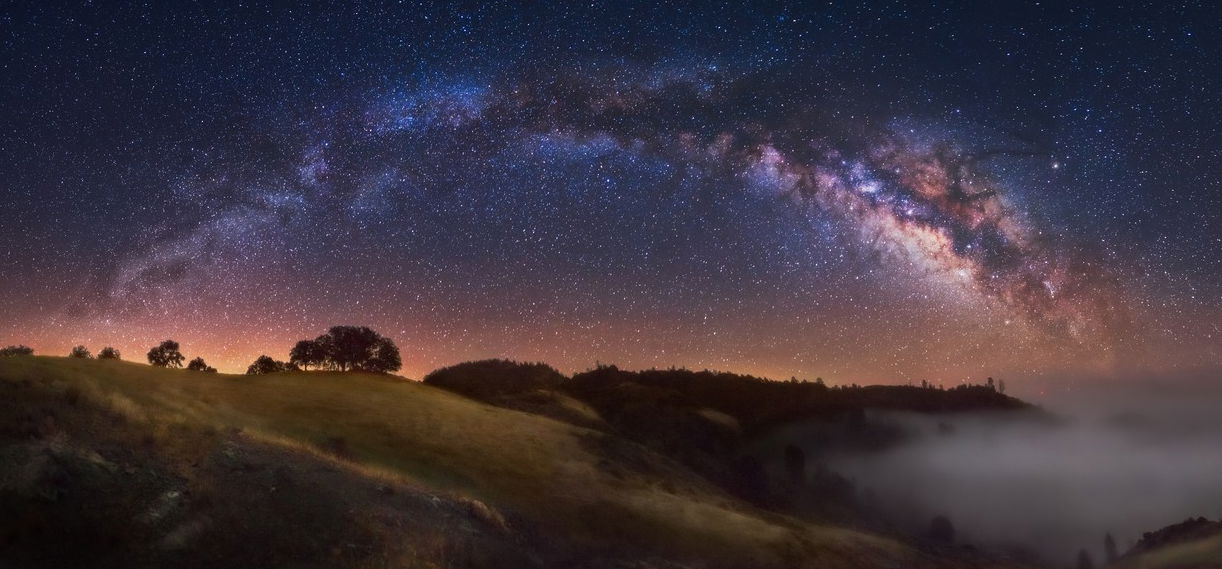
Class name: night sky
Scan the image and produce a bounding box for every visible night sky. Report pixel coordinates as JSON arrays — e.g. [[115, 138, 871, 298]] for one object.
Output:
[[2, 2, 1219, 391]]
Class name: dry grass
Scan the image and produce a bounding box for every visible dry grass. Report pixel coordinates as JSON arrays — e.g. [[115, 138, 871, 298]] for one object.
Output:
[[1116, 535, 1222, 569], [0, 356, 965, 568], [542, 390, 607, 426], [696, 407, 742, 431]]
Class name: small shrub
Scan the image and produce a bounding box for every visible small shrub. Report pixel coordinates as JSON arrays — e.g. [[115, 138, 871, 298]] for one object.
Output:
[[246, 355, 294, 375], [0, 345, 34, 357], [187, 357, 217, 373]]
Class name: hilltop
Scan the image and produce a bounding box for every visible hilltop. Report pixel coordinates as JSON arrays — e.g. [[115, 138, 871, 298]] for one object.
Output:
[[1115, 518, 1222, 569], [426, 360, 1034, 509], [0, 356, 1033, 568]]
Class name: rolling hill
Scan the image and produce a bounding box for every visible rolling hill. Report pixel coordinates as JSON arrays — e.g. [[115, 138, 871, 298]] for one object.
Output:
[[0, 356, 1028, 568], [1115, 518, 1222, 569]]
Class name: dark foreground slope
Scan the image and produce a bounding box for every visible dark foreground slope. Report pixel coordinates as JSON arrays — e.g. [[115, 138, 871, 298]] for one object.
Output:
[[0, 376, 528, 568], [0, 357, 1029, 569]]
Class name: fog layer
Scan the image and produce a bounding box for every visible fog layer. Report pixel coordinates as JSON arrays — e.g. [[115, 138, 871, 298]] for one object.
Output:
[[826, 377, 1222, 563]]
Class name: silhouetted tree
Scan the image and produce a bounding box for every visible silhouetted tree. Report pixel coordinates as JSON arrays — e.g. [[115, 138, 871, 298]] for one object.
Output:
[[187, 357, 217, 373], [69, 345, 92, 358], [365, 336, 402, 373], [326, 326, 380, 372], [928, 515, 955, 544], [296, 326, 402, 373], [289, 339, 328, 370], [98, 346, 121, 360], [986, 377, 996, 391], [998, 378, 1007, 394], [246, 355, 294, 375], [0, 345, 34, 357], [147, 340, 184, 368], [1104, 532, 1118, 564], [1077, 549, 1095, 569], [783, 444, 806, 485]]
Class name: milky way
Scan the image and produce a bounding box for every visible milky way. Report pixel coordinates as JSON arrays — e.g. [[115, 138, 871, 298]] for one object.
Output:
[[1, 3, 1218, 387], [104, 70, 1121, 343]]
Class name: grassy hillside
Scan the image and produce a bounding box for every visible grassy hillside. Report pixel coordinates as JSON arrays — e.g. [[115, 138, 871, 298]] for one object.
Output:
[[0, 356, 1024, 568], [1115, 518, 1222, 569], [1117, 536, 1222, 569]]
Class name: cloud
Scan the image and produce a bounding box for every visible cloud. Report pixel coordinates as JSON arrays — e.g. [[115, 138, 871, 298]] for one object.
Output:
[[824, 370, 1222, 564]]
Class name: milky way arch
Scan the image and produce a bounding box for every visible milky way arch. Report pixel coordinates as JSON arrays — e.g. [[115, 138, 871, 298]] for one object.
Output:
[[100, 64, 1128, 347]]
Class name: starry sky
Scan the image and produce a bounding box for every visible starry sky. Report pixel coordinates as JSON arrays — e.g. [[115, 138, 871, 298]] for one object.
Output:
[[1, 2, 1219, 393]]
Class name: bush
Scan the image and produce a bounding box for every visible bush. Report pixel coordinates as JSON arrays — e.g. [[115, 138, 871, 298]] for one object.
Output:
[[97, 347, 121, 360], [187, 357, 217, 373], [0, 345, 34, 357], [246, 355, 295, 375], [69, 345, 92, 358]]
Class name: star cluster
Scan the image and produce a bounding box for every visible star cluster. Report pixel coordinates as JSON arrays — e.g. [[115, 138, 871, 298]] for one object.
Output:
[[1, 3, 1218, 391]]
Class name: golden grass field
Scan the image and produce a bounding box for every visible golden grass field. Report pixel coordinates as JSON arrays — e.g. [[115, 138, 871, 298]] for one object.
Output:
[[0, 356, 1028, 568]]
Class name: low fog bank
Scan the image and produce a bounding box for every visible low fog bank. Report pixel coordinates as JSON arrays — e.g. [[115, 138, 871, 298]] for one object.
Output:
[[825, 371, 1222, 564]]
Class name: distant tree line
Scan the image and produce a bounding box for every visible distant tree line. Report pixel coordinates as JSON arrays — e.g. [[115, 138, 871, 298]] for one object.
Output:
[[0, 345, 35, 357], [3, 325, 405, 377], [147, 326, 404, 375], [246, 326, 405, 375], [2, 345, 117, 359]]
